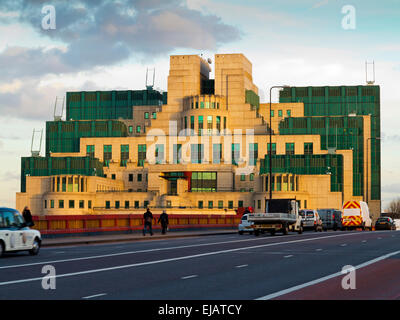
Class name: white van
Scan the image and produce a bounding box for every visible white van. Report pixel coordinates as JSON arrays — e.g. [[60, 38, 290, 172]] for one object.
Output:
[[342, 201, 372, 230], [238, 214, 254, 235], [299, 209, 320, 230], [0, 208, 42, 257]]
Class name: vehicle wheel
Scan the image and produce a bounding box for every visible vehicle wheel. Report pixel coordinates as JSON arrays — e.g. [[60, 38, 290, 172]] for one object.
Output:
[[0, 241, 4, 258], [270, 230, 276, 236], [29, 238, 41, 256], [254, 230, 260, 236], [238, 230, 243, 235], [298, 225, 303, 234], [250, 231, 253, 235]]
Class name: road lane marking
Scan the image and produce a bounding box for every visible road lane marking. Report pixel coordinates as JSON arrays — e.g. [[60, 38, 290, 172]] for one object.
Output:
[[256, 250, 400, 300], [235, 264, 248, 268], [340, 244, 347, 247], [284, 255, 293, 258], [0, 233, 373, 287], [315, 249, 323, 251], [362, 240, 367, 243], [0, 233, 324, 270], [181, 275, 198, 280], [377, 237, 382, 240], [82, 293, 107, 299]]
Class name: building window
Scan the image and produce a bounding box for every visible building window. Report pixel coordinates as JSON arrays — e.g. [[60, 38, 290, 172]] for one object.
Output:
[[115, 201, 120, 209], [134, 201, 139, 209], [173, 144, 182, 164], [200, 102, 205, 109], [138, 144, 146, 166], [287, 110, 291, 117], [304, 200, 307, 209], [129, 126, 133, 133], [232, 143, 240, 165], [228, 201, 233, 209], [195, 101, 198, 109], [105, 201, 110, 209], [144, 201, 149, 208], [238, 200, 244, 208], [50, 200, 55, 209], [276, 176, 282, 191], [240, 188, 246, 192], [155, 144, 164, 164], [44, 200, 47, 209], [207, 116, 213, 135], [250, 173, 255, 181], [208, 201, 213, 209], [88, 200, 92, 209], [216, 116, 221, 133], [249, 143, 258, 166], [257, 200, 261, 209], [224, 117, 227, 131], [213, 144, 222, 164], [304, 143, 313, 155], [129, 174, 134, 182], [218, 200, 223, 209], [278, 110, 283, 117], [79, 200, 84, 209], [240, 174, 246, 181], [190, 115, 195, 134], [271, 110, 274, 117], [120, 144, 129, 166], [69, 200, 75, 209], [198, 201, 203, 209], [268, 143, 277, 155], [86, 145, 95, 158], [104, 145, 112, 167], [191, 172, 217, 192], [166, 201, 172, 208], [112, 174, 116, 180], [198, 115, 203, 136], [136, 125, 141, 133], [59, 200, 64, 208], [144, 112, 149, 119], [184, 116, 187, 130], [138, 174, 142, 182], [191, 144, 204, 164], [285, 143, 295, 155], [125, 201, 130, 209], [152, 112, 157, 119]]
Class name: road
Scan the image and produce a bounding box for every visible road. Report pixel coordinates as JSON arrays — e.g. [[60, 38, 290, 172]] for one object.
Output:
[[0, 230, 399, 300]]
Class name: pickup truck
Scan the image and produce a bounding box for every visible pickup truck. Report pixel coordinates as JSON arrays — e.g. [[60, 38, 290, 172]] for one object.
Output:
[[248, 199, 303, 236]]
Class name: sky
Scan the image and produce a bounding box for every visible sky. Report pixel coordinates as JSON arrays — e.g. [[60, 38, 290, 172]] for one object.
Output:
[[0, 0, 399, 209]]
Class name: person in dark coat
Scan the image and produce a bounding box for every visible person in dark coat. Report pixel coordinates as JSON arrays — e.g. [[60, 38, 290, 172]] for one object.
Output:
[[143, 208, 153, 236], [22, 206, 34, 227], [158, 210, 169, 234]]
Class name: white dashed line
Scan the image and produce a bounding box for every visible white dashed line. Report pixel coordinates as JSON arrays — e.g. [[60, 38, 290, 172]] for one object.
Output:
[[362, 240, 367, 243], [315, 249, 323, 251], [181, 275, 198, 280], [284, 255, 293, 258], [340, 244, 347, 247], [235, 264, 248, 268], [82, 293, 107, 299]]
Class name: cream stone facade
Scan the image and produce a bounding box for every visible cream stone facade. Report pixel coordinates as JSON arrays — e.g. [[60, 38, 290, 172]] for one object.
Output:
[[16, 53, 381, 221]]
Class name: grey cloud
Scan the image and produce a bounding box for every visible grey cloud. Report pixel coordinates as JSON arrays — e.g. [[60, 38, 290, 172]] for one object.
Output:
[[0, 140, 4, 149], [0, 79, 100, 120], [382, 184, 400, 194], [0, 170, 20, 181], [0, 0, 240, 80]]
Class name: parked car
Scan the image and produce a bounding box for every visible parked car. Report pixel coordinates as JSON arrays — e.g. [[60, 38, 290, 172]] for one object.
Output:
[[317, 209, 342, 231], [0, 207, 42, 257], [375, 217, 396, 230], [299, 209, 321, 231], [238, 213, 254, 235], [394, 219, 400, 230]]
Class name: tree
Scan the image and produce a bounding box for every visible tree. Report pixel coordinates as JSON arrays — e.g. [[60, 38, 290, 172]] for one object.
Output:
[[386, 198, 400, 219]]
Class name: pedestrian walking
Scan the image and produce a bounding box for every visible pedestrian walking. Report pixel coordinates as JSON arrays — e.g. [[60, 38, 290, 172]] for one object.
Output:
[[143, 207, 153, 236], [158, 210, 169, 234], [22, 206, 34, 227]]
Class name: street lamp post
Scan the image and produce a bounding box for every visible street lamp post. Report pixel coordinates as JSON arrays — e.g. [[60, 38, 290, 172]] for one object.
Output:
[[366, 137, 381, 204], [268, 86, 289, 200]]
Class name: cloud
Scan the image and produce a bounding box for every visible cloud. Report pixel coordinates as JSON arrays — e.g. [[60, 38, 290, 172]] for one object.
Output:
[[0, 170, 20, 181], [0, 140, 3, 149], [0, 0, 240, 80], [382, 184, 400, 194]]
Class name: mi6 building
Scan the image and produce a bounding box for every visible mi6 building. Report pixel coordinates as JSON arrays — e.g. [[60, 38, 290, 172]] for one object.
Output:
[[16, 53, 381, 220]]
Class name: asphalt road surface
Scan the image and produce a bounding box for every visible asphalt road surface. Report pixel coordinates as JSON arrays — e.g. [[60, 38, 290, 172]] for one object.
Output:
[[0, 230, 399, 300]]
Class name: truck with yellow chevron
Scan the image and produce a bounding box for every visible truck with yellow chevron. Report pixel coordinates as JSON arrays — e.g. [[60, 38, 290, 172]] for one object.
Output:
[[341, 201, 373, 231]]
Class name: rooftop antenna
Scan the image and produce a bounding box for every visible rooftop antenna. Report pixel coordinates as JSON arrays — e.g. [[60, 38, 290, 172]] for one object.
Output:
[[365, 61, 375, 85], [146, 67, 155, 90], [31, 129, 43, 157], [53, 96, 64, 121]]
